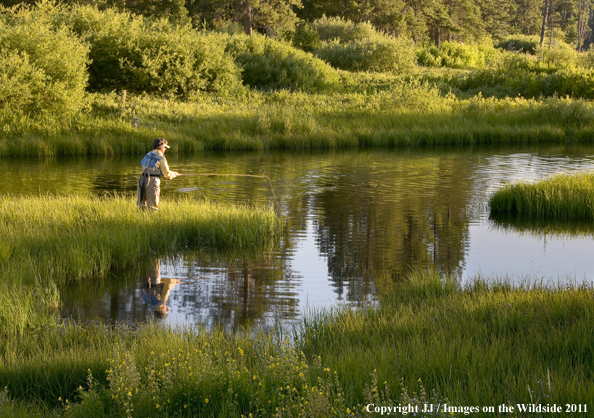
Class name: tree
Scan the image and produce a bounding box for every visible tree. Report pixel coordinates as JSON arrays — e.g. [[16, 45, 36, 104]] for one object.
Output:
[[477, 0, 515, 40], [512, 0, 543, 35], [576, 0, 593, 50], [125, 0, 191, 24], [186, 0, 301, 36], [540, 0, 551, 46], [447, 0, 486, 41], [415, 0, 457, 46]]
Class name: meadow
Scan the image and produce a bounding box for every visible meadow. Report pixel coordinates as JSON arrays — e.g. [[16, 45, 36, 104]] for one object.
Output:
[[4, 87, 594, 158]]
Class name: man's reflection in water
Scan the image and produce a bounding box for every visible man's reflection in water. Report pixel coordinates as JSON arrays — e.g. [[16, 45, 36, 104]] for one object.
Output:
[[142, 259, 179, 319]]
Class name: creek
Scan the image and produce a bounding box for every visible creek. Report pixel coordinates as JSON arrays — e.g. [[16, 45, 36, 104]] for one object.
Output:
[[5, 144, 594, 330]]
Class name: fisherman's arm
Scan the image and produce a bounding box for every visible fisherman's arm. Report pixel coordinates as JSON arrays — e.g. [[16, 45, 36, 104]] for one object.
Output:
[[159, 158, 180, 180]]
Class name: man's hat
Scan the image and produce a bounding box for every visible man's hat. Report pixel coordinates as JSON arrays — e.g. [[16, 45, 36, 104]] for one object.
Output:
[[152, 138, 170, 149]]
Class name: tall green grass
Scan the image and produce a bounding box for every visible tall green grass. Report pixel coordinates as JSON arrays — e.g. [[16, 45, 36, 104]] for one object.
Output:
[[1, 271, 591, 417], [0, 193, 281, 337], [298, 270, 594, 410], [3, 87, 594, 157], [489, 171, 594, 218]]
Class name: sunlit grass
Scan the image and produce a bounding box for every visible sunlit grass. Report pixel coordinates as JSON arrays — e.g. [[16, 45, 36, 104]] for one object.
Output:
[[1, 271, 592, 417], [298, 270, 594, 409], [489, 171, 594, 218], [2, 85, 594, 157]]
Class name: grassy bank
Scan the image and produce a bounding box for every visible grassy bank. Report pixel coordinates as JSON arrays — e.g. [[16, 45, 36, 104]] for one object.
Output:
[[1, 271, 592, 417], [0, 194, 281, 337], [489, 171, 594, 218], [3, 85, 594, 157]]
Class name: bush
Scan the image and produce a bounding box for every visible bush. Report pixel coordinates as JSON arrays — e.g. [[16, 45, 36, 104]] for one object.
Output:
[[55, 4, 243, 97], [314, 35, 416, 74], [292, 22, 320, 52], [226, 34, 339, 90], [0, 4, 89, 118], [311, 15, 377, 43], [535, 40, 579, 70], [495, 35, 540, 54], [416, 41, 499, 69], [448, 56, 594, 100]]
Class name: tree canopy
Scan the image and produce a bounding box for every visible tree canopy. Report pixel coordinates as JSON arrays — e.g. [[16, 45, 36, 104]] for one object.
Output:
[[1, 0, 593, 49]]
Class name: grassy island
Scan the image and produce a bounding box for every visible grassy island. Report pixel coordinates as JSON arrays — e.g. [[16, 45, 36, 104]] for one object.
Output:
[[490, 171, 594, 218]]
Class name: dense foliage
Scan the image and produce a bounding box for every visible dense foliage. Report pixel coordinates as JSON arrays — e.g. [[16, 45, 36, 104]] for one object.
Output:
[[3, 1, 594, 122], [226, 33, 340, 90], [310, 16, 416, 73], [314, 36, 416, 73], [0, 4, 89, 118], [54, 5, 243, 97], [416, 41, 499, 69]]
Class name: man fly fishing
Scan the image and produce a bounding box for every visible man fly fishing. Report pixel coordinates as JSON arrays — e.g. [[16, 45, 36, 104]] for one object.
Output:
[[137, 138, 181, 211]]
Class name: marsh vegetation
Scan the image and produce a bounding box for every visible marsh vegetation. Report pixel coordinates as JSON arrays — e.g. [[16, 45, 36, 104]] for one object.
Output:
[[490, 171, 594, 218], [1, 1, 594, 416]]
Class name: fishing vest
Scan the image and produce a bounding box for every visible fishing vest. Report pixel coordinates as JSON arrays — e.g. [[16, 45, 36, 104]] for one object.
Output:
[[140, 150, 165, 176]]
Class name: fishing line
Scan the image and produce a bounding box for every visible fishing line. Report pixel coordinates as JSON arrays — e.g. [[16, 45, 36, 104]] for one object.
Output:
[[179, 173, 280, 213]]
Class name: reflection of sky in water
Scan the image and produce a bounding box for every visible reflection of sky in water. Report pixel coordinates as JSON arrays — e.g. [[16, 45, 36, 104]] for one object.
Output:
[[10, 145, 594, 330], [465, 223, 594, 284]]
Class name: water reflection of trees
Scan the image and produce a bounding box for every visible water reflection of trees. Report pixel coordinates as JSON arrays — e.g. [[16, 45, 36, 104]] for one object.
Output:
[[60, 247, 299, 331], [313, 152, 474, 300], [56, 149, 481, 326]]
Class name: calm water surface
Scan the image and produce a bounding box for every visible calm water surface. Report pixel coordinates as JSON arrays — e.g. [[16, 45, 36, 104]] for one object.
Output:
[[5, 144, 594, 330]]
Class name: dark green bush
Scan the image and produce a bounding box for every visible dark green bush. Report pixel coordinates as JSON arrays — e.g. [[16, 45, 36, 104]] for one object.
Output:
[[449, 58, 594, 100], [495, 35, 540, 54], [55, 5, 243, 97], [226, 34, 339, 90], [0, 4, 89, 117], [314, 35, 416, 74], [292, 22, 320, 52], [535, 41, 579, 70]]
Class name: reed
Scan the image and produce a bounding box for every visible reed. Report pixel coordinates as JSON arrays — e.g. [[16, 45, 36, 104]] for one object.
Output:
[[489, 171, 594, 218]]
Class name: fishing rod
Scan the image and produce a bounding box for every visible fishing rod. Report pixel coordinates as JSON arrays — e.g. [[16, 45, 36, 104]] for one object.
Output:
[[179, 173, 280, 211]]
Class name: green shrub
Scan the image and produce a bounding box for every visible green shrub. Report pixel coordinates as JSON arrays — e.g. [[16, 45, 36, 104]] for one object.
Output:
[[226, 34, 340, 90], [55, 4, 243, 97], [535, 40, 579, 70], [416, 41, 499, 69], [0, 5, 89, 118], [448, 50, 594, 99], [314, 35, 416, 74], [292, 22, 320, 52], [495, 35, 540, 54], [580, 48, 594, 69], [311, 15, 377, 43]]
